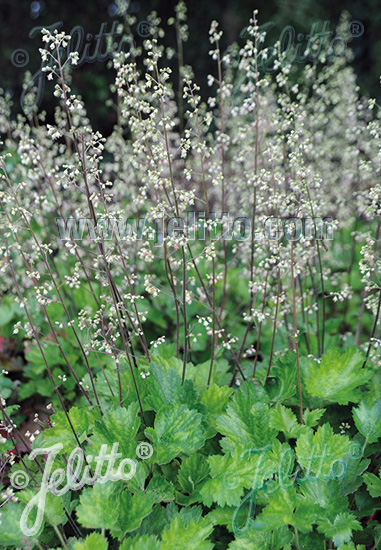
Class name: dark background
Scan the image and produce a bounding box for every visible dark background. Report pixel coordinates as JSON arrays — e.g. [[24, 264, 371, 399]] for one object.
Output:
[[1, 0, 380, 134]]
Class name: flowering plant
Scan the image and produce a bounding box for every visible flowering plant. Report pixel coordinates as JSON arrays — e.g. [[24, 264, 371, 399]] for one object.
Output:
[[0, 4, 380, 549]]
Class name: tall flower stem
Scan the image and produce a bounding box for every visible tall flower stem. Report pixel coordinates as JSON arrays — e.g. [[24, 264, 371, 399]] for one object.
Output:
[[291, 237, 303, 424]]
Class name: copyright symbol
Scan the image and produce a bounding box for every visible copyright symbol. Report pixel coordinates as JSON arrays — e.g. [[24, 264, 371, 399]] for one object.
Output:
[[11, 49, 29, 68], [222, 471, 240, 489], [137, 20, 154, 38], [136, 442, 153, 459], [10, 470, 29, 489]]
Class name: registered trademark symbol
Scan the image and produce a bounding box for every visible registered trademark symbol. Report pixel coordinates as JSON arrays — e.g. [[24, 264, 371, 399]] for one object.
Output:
[[348, 441, 363, 459], [137, 20, 154, 38], [349, 20, 364, 37], [136, 441, 153, 459]]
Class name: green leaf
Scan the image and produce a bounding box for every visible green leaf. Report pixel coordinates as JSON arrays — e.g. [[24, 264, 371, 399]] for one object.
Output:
[[363, 471, 381, 498], [0, 435, 13, 453], [144, 363, 198, 412], [296, 424, 350, 479], [317, 512, 361, 546], [90, 401, 140, 464], [200, 448, 274, 507], [337, 545, 366, 550], [228, 523, 292, 549], [146, 476, 175, 502], [0, 375, 13, 400], [0, 304, 14, 326], [205, 506, 235, 531], [177, 505, 204, 527], [354, 490, 379, 516], [305, 347, 372, 405], [188, 357, 231, 390], [299, 479, 349, 520], [352, 399, 381, 443], [228, 526, 273, 550], [43, 491, 66, 527], [178, 453, 210, 494], [88, 401, 148, 493], [216, 386, 277, 454], [120, 534, 161, 550], [270, 404, 306, 439], [73, 533, 108, 550], [161, 514, 214, 550], [253, 486, 317, 533], [0, 501, 25, 546], [297, 530, 326, 550], [200, 454, 247, 507], [135, 502, 178, 538], [76, 481, 118, 529], [265, 351, 297, 402], [42, 407, 90, 454], [200, 383, 234, 438], [175, 490, 203, 506], [339, 457, 371, 496], [145, 403, 205, 465], [110, 490, 156, 539], [303, 408, 325, 427], [25, 341, 65, 372]]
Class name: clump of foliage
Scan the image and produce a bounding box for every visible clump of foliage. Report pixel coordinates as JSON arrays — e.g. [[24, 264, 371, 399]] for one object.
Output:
[[0, 3, 380, 549]]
